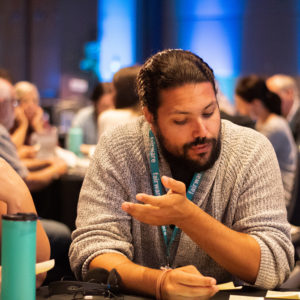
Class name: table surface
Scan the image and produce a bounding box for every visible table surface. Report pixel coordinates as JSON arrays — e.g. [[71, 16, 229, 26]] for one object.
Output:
[[32, 170, 84, 231], [37, 285, 293, 300]]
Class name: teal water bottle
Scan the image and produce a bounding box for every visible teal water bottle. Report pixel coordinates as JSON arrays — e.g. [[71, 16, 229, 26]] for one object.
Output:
[[1, 213, 37, 300], [67, 127, 83, 157]]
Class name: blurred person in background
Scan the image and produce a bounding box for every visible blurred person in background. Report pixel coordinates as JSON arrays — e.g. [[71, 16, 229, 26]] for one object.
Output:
[[13, 81, 48, 147], [0, 77, 73, 282], [267, 74, 300, 146], [0, 75, 37, 159], [0, 158, 50, 287], [0, 68, 13, 83], [98, 65, 142, 136], [216, 80, 255, 129], [0, 79, 66, 191], [235, 75, 297, 209], [72, 82, 114, 145]]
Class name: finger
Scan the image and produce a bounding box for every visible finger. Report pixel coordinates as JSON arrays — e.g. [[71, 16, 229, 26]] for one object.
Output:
[[161, 176, 186, 195], [121, 202, 159, 215], [176, 285, 218, 298], [171, 269, 217, 287], [164, 272, 218, 299], [121, 202, 165, 225], [136, 193, 166, 206]]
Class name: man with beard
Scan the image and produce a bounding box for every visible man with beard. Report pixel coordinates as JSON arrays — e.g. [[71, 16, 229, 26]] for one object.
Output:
[[70, 50, 294, 299]]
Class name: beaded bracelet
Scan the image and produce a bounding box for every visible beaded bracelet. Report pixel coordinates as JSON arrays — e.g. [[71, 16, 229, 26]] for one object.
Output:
[[155, 269, 172, 300]]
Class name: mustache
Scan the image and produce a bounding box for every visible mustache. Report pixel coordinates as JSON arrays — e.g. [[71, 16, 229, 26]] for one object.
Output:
[[186, 137, 210, 147]]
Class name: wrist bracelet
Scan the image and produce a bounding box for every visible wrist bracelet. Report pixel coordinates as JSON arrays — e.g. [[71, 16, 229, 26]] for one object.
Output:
[[155, 269, 172, 300]]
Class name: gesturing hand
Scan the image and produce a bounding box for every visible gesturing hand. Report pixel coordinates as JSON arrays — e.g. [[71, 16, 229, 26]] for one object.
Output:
[[161, 265, 218, 300], [121, 176, 196, 226]]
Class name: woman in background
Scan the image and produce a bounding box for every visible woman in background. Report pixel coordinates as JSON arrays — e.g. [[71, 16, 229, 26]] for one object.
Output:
[[98, 65, 141, 136], [72, 82, 114, 145], [235, 75, 297, 209]]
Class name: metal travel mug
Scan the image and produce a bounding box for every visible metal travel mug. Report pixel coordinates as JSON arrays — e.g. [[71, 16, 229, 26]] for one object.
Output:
[[1, 213, 37, 300]]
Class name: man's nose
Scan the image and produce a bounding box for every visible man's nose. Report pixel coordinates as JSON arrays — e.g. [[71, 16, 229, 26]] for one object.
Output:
[[192, 118, 208, 139]]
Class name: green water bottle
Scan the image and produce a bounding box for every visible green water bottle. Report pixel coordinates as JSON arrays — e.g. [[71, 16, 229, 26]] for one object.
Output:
[[67, 127, 83, 157], [1, 213, 37, 300]]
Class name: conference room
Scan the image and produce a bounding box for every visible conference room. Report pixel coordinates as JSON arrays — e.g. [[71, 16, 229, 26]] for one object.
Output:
[[1, 0, 300, 299]]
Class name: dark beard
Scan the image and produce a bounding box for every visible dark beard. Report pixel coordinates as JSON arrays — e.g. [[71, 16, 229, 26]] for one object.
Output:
[[156, 127, 221, 173]]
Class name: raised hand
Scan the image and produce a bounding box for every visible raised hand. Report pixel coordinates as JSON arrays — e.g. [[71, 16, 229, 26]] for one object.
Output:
[[121, 176, 196, 227]]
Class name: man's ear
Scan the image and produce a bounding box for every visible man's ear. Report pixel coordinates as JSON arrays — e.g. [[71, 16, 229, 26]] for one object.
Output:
[[143, 106, 154, 125], [143, 106, 157, 133]]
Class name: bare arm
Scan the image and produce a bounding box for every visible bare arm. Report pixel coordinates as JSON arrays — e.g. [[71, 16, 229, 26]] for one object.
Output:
[[24, 158, 67, 191], [90, 253, 218, 299], [122, 176, 261, 284], [29, 106, 44, 133], [18, 145, 39, 159], [177, 201, 260, 283], [22, 158, 51, 170], [10, 107, 29, 148], [90, 253, 159, 296], [0, 158, 50, 286]]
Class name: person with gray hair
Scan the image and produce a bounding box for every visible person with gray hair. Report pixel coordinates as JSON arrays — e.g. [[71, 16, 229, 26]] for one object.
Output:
[[267, 74, 300, 146], [11, 81, 46, 148], [0, 78, 66, 191], [0, 77, 73, 282], [70, 50, 294, 299]]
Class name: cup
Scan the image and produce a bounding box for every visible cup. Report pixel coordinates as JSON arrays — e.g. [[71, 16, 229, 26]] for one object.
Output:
[[30, 126, 58, 159], [67, 127, 83, 157], [1, 213, 37, 300]]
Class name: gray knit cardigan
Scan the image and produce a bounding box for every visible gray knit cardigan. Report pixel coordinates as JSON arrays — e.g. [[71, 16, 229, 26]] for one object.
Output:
[[69, 117, 294, 289]]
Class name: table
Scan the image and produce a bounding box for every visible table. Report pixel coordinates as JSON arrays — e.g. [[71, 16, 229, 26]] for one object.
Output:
[[36, 285, 298, 300], [32, 171, 84, 231], [37, 284, 153, 299], [212, 286, 267, 299]]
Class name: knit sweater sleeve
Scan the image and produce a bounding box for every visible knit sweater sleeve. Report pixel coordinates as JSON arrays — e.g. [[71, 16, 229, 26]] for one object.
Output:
[[69, 123, 144, 280], [226, 124, 295, 288]]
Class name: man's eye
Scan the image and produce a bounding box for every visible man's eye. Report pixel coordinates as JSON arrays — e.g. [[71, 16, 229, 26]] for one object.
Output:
[[174, 120, 187, 125], [203, 111, 214, 118]]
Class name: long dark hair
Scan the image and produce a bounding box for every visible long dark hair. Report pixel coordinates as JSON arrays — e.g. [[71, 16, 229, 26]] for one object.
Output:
[[90, 82, 113, 103], [113, 65, 141, 109], [235, 75, 282, 115], [137, 49, 216, 118]]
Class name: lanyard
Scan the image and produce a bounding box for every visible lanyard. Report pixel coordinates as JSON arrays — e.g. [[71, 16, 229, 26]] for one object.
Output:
[[149, 130, 203, 266]]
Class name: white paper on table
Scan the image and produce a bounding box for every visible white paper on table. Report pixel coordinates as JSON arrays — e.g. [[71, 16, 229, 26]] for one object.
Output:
[[55, 146, 77, 167], [36, 259, 55, 274], [0, 259, 55, 277], [265, 290, 300, 299], [229, 296, 264, 300], [217, 281, 242, 290]]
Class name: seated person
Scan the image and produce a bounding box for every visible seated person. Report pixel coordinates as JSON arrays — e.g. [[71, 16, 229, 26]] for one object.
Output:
[[0, 77, 72, 281], [12, 81, 48, 148], [220, 109, 255, 129], [235, 75, 297, 209], [0, 78, 66, 191], [72, 82, 114, 145], [216, 81, 255, 128], [0, 158, 50, 287], [70, 50, 294, 299], [267, 74, 300, 146], [98, 65, 142, 137]]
